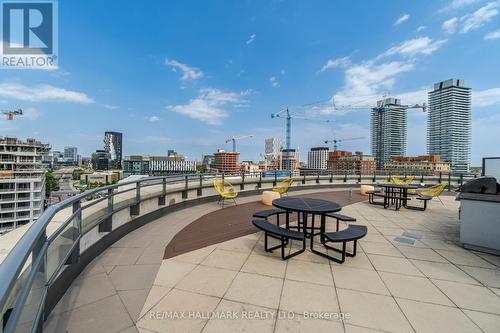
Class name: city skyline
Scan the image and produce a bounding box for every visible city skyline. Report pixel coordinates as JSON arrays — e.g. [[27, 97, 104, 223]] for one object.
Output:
[[1, 1, 499, 164]]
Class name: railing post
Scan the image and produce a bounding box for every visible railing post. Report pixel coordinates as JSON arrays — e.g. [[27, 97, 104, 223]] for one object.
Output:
[[240, 171, 245, 190], [182, 175, 188, 199], [372, 171, 376, 183], [448, 173, 452, 191], [197, 175, 203, 196], [358, 172, 361, 183], [460, 173, 463, 186], [99, 189, 112, 232], [302, 173, 306, 185], [257, 172, 261, 188], [33, 231, 47, 274], [67, 200, 81, 263], [344, 171, 347, 183], [438, 172, 442, 184], [273, 172, 277, 186], [159, 177, 167, 205], [130, 182, 140, 216], [329, 171, 333, 183], [316, 171, 320, 184], [421, 173, 424, 183]]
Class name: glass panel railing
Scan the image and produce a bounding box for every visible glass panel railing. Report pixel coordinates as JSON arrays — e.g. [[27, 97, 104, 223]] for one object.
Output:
[[46, 220, 77, 280], [0, 258, 32, 330], [13, 270, 45, 333]]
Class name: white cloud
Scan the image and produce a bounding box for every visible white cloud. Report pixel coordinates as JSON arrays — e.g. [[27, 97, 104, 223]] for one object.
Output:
[[146, 115, 160, 122], [330, 61, 415, 108], [393, 89, 428, 105], [0, 82, 94, 103], [442, 17, 459, 33], [320, 56, 351, 72], [21, 107, 40, 120], [102, 104, 119, 110], [269, 76, 279, 87], [328, 36, 445, 108], [417, 25, 426, 32], [460, 2, 499, 33], [246, 34, 256, 44], [472, 87, 500, 107], [165, 58, 203, 81], [167, 88, 249, 125], [394, 14, 410, 26], [484, 28, 500, 39], [439, 0, 481, 12], [381, 37, 447, 58]]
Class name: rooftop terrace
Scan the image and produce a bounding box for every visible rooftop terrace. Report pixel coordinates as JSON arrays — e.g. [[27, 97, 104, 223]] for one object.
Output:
[[42, 189, 500, 333]]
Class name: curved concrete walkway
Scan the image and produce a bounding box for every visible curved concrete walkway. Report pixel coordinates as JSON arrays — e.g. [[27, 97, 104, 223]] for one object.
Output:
[[44, 188, 350, 332], [45, 190, 500, 333]]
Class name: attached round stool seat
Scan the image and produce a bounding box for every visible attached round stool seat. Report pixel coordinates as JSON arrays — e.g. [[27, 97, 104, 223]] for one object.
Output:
[[360, 185, 375, 196], [262, 190, 281, 206]]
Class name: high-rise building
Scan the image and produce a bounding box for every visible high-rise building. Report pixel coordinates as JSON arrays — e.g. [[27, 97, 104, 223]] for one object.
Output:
[[264, 138, 283, 162], [327, 151, 376, 175], [63, 146, 78, 162], [279, 149, 297, 170], [307, 147, 329, 170], [91, 150, 111, 171], [428, 79, 471, 174], [104, 131, 123, 169], [0, 137, 50, 233], [212, 150, 240, 173], [371, 98, 407, 169]]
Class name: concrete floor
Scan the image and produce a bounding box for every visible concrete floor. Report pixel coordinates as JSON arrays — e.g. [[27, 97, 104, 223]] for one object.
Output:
[[44, 191, 500, 333]]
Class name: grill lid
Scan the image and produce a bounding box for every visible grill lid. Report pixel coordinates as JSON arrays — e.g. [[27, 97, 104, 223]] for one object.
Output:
[[458, 177, 499, 194]]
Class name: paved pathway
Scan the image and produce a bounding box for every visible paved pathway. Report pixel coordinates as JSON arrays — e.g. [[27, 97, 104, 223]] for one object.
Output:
[[44, 191, 500, 333], [44, 188, 345, 332]]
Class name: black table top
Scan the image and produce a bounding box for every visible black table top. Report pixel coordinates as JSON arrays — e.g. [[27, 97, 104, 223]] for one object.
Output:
[[272, 197, 341, 214], [378, 184, 419, 189]]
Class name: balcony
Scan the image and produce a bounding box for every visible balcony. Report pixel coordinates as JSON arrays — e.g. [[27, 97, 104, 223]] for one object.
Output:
[[1, 173, 499, 333]]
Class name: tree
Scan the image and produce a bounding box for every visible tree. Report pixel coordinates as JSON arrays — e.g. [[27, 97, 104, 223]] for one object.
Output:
[[45, 171, 59, 197], [72, 168, 84, 181]]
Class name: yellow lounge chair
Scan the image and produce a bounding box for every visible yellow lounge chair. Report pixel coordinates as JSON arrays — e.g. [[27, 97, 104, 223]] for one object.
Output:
[[391, 176, 417, 194], [391, 176, 415, 185], [272, 177, 294, 196], [213, 178, 238, 207], [419, 182, 447, 205]]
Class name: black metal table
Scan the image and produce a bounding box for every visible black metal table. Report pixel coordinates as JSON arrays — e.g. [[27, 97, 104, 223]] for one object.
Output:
[[272, 197, 341, 253], [378, 184, 418, 208]]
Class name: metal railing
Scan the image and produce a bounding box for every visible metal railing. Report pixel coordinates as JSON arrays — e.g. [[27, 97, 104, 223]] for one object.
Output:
[[0, 170, 472, 332]]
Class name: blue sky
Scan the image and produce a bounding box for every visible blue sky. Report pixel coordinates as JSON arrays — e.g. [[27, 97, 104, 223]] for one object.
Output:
[[1, 0, 499, 165]]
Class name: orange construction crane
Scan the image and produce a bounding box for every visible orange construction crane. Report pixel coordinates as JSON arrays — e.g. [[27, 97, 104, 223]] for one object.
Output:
[[1, 108, 23, 120]]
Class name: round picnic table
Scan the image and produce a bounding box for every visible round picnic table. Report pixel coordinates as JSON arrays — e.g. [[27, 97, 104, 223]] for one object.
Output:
[[272, 197, 341, 252]]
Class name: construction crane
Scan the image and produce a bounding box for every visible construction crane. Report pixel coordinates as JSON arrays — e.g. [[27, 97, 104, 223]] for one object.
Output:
[[1, 108, 23, 120], [324, 137, 365, 151], [332, 97, 427, 165], [332, 97, 427, 113], [225, 135, 253, 152], [271, 108, 330, 168]]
